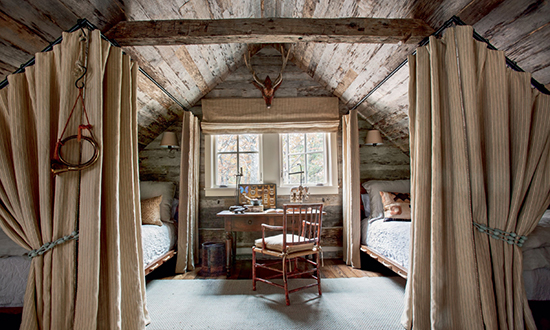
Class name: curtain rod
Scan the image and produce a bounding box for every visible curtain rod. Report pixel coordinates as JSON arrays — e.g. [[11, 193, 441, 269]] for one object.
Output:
[[350, 15, 550, 112], [0, 19, 189, 112]]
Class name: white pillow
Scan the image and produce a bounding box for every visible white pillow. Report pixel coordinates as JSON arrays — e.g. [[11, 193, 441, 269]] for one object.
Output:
[[0, 226, 28, 257], [362, 180, 410, 220], [140, 181, 176, 222]]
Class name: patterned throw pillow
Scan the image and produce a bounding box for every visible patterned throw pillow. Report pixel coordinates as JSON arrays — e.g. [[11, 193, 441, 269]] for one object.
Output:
[[380, 191, 411, 220], [141, 195, 163, 226]]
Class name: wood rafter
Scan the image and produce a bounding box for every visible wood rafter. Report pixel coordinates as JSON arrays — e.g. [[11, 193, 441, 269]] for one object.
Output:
[[106, 18, 435, 46]]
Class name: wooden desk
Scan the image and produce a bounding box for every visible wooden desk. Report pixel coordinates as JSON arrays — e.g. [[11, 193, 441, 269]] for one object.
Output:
[[217, 210, 284, 275]]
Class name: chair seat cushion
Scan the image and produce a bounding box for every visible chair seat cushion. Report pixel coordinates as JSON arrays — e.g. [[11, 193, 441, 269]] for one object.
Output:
[[255, 234, 315, 253]]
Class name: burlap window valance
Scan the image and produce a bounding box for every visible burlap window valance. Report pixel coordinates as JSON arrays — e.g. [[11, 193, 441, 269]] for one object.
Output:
[[200, 97, 340, 134]]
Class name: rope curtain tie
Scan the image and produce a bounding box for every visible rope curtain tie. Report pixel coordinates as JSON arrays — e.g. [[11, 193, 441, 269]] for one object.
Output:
[[473, 222, 527, 247], [27, 231, 79, 259]]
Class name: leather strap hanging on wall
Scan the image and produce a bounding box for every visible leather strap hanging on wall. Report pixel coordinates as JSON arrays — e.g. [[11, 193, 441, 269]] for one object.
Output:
[[201, 97, 340, 134]]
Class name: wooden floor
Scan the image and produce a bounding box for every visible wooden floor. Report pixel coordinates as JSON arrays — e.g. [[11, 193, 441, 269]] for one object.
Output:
[[173, 259, 386, 280], [147, 256, 399, 282]]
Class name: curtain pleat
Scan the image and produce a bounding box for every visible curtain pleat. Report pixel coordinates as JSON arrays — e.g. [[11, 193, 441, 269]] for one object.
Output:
[[403, 25, 550, 329], [0, 29, 147, 329], [342, 109, 361, 268], [176, 111, 200, 273]]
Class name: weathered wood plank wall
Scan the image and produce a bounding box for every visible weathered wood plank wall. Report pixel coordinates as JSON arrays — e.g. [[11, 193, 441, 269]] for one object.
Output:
[[139, 46, 410, 261]]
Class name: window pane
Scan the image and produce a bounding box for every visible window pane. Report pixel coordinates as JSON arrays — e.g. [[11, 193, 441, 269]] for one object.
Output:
[[282, 134, 288, 159], [217, 135, 237, 152], [287, 155, 305, 185], [217, 154, 237, 186], [240, 153, 261, 184], [307, 153, 325, 183], [306, 133, 325, 152], [239, 134, 259, 152], [288, 133, 305, 154]]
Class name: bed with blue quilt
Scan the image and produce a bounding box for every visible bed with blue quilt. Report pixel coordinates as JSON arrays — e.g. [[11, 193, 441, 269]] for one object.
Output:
[[360, 179, 550, 301]]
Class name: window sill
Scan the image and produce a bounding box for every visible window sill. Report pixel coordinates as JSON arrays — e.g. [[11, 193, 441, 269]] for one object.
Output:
[[204, 185, 339, 197]]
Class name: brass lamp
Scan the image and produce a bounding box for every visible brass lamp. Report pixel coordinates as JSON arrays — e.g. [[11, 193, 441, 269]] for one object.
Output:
[[365, 130, 383, 146], [160, 132, 180, 150]]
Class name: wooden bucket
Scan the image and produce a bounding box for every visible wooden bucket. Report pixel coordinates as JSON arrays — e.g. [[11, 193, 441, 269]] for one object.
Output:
[[201, 242, 226, 276]]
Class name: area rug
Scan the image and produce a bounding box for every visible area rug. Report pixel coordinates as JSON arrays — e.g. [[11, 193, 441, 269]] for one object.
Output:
[[145, 277, 406, 330]]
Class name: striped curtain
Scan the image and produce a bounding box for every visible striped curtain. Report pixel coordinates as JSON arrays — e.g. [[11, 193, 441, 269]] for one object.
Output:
[[403, 26, 550, 329], [342, 109, 361, 268], [176, 111, 200, 273], [0, 30, 147, 329]]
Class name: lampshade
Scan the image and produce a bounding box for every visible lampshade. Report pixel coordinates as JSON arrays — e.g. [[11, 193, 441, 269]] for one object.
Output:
[[365, 130, 383, 146], [160, 132, 179, 149]]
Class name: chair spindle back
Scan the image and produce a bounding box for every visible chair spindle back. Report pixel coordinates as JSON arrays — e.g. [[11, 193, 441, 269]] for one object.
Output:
[[283, 203, 323, 248]]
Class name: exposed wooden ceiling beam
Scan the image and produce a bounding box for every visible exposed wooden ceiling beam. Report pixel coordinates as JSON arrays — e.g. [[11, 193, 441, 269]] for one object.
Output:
[[456, 0, 507, 25], [105, 18, 435, 46]]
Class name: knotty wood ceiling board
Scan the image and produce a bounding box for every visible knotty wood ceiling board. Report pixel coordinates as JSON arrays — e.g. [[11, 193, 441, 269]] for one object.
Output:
[[0, 0, 549, 151]]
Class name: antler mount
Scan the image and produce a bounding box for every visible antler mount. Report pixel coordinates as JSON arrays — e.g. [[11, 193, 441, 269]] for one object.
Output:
[[243, 44, 291, 109]]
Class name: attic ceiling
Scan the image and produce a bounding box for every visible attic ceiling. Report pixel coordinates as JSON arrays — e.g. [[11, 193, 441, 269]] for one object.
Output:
[[1, 0, 549, 152]]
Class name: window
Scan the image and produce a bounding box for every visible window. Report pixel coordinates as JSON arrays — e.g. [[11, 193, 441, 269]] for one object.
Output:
[[214, 134, 261, 186], [281, 133, 327, 186], [205, 133, 338, 196]]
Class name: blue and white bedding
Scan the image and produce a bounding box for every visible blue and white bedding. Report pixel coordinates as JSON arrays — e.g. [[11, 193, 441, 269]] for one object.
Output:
[[0, 227, 31, 307], [142, 221, 177, 267], [361, 209, 550, 300], [361, 218, 411, 269], [0, 256, 30, 307], [522, 210, 550, 300]]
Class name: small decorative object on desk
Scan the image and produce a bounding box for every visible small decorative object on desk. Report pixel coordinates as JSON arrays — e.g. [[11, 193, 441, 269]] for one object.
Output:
[[244, 204, 264, 212], [290, 185, 309, 203], [228, 206, 246, 214], [239, 184, 277, 209], [242, 194, 264, 212]]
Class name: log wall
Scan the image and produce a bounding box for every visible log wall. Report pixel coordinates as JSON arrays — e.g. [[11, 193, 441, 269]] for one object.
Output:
[[139, 47, 410, 261]]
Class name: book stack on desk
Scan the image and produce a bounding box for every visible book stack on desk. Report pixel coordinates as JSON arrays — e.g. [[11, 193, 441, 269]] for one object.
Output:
[[244, 204, 264, 212]]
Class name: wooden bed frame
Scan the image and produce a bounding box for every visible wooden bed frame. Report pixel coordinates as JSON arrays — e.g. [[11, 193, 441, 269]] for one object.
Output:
[[360, 245, 408, 279], [0, 307, 22, 314], [144, 250, 177, 275]]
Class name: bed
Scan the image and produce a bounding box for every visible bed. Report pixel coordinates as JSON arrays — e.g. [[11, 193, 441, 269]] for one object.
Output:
[[139, 181, 179, 275], [360, 179, 411, 278], [359, 179, 550, 301], [0, 180, 178, 309]]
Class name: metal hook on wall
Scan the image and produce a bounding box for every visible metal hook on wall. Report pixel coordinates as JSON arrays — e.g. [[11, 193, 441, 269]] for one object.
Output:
[[75, 27, 89, 89], [75, 66, 87, 89]]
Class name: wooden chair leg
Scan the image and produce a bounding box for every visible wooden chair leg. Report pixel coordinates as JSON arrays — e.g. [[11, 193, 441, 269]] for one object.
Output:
[[283, 257, 290, 305], [252, 249, 257, 291], [316, 252, 322, 296]]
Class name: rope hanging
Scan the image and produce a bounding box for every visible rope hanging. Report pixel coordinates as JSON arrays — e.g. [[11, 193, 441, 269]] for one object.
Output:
[[27, 231, 79, 259], [473, 222, 528, 247], [51, 28, 99, 175]]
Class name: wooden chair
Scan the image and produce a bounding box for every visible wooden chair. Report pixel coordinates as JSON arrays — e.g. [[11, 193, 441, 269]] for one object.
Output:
[[252, 203, 323, 305]]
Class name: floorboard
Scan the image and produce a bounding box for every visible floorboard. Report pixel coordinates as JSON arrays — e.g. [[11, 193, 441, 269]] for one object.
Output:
[[150, 258, 389, 280]]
